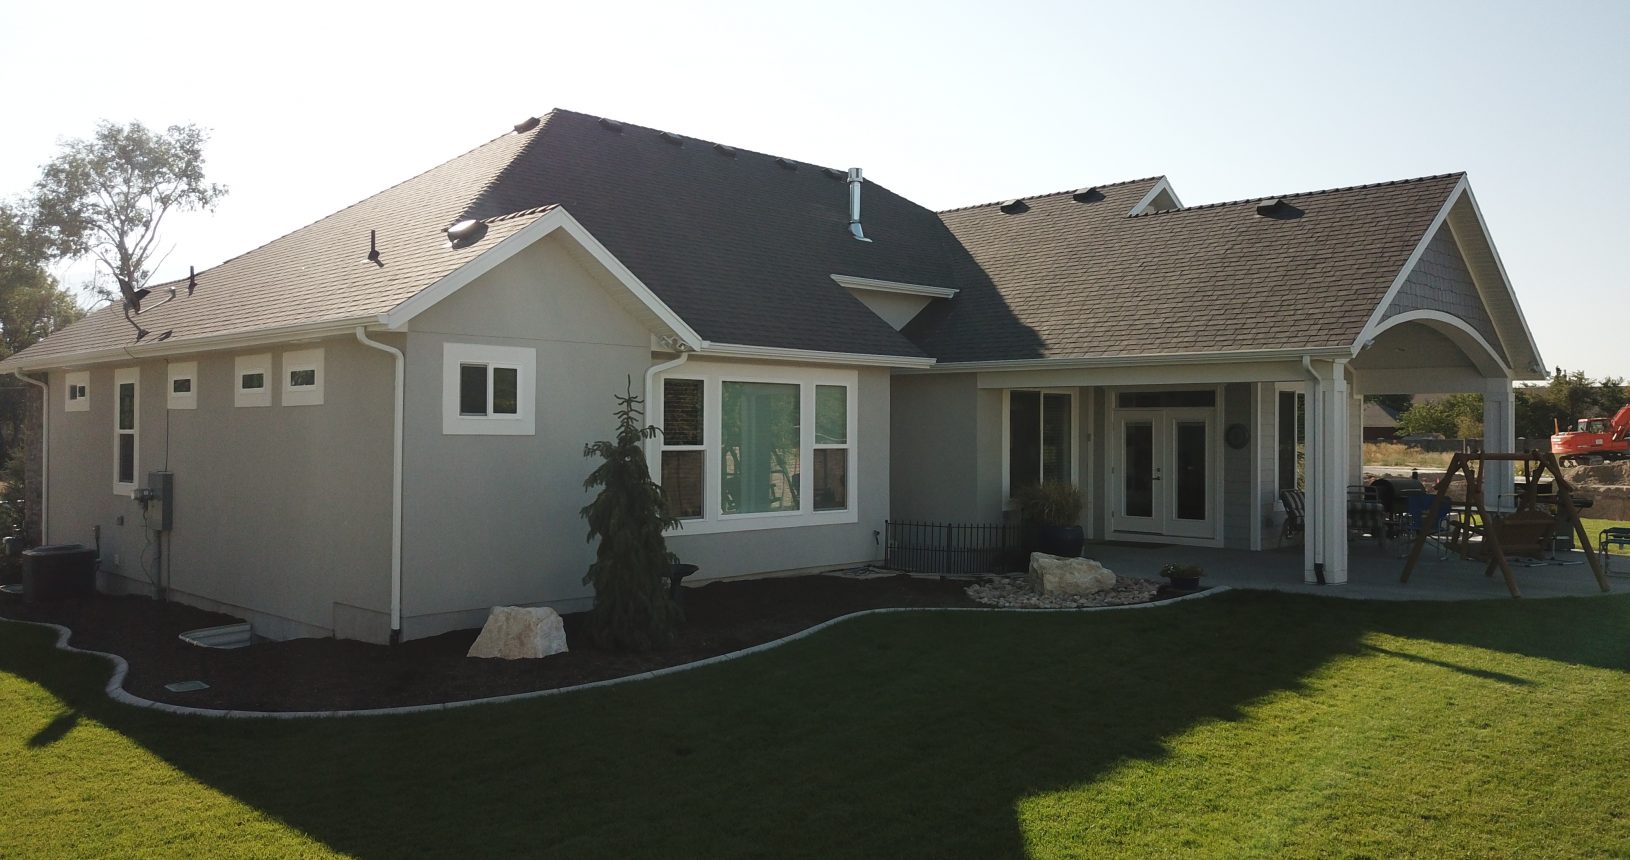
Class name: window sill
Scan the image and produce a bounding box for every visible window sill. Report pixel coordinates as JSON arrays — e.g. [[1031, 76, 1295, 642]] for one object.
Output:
[[665, 509, 858, 536]]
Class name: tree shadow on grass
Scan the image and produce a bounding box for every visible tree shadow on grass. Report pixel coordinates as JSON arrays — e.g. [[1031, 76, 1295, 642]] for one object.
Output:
[[4, 590, 1627, 858]]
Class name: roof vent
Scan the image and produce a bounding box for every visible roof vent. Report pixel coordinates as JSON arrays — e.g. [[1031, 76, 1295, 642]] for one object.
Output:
[[1071, 187, 1103, 203], [713, 143, 737, 158], [513, 116, 540, 134], [847, 167, 871, 242], [999, 199, 1029, 214], [1254, 198, 1304, 219], [775, 157, 798, 171], [446, 219, 488, 249], [597, 117, 623, 133], [187, 265, 197, 295], [367, 230, 382, 267], [657, 130, 683, 146], [823, 167, 845, 180]]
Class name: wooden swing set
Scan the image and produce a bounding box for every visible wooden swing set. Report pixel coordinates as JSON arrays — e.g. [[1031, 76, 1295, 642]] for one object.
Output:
[[1400, 451, 1610, 598]]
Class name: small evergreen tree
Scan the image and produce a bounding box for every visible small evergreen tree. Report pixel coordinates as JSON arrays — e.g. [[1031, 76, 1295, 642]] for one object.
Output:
[[580, 380, 682, 651]]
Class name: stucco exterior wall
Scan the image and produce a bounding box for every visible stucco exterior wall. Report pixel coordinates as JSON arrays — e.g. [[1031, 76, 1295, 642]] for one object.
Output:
[[889, 373, 983, 524], [398, 234, 653, 639], [46, 337, 395, 639]]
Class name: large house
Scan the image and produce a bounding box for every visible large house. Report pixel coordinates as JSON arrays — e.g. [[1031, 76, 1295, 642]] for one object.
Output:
[[1, 109, 1544, 642]]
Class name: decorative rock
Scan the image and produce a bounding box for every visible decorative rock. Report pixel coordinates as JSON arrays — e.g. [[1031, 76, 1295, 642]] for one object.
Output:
[[466, 606, 569, 660], [1026, 552, 1116, 597], [967, 573, 1158, 609]]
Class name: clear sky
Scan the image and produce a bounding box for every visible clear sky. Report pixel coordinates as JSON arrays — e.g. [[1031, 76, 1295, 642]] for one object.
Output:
[[2, 0, 1625, 377]]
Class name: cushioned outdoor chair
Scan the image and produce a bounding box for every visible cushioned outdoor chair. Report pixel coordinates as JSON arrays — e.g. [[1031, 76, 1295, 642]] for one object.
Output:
[[1278, 489, 1305, 547]]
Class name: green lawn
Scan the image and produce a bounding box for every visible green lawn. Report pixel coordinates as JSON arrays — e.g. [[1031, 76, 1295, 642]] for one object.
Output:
[[4, 591, 1630, 858]]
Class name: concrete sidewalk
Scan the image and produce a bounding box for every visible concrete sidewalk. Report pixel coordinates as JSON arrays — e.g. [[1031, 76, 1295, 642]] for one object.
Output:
[[1086, 539, 1623, 601]]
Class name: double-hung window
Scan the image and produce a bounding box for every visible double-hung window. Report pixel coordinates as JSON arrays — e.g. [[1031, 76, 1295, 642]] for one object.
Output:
[[656, 363, 857, 533], [114, 368, 138, 493]]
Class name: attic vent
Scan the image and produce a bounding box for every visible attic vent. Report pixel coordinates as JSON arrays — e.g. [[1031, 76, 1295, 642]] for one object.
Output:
[[823, 167, 845, 180], [446, 219, 488, 249], [713, 143, 737, 158], [1071, 187, 1103, 203], [513, 116, 540, 134], [597, 117, 623, 133], [1254, 198, 1304, 219], [657, 130, 683, 146], [999, 199, 1028, 214], [775, 157, 797, 171]]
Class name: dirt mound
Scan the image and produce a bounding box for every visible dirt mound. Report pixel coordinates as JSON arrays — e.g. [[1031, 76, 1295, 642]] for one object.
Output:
[[1565, 461, 1630, 488]]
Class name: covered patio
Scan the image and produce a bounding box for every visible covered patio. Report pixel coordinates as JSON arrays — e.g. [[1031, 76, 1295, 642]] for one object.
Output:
[[1088, 541, 1619, 601]]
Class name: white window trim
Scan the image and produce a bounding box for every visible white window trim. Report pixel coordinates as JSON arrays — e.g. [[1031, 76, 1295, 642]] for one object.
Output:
[[652, 360, 858, 536], [282, 348, 325, 407], [113, 367, 139, 496], [812, 383, 853, 513], [1103, 384, 1226, 548], [65, 371, 89, 412], [1000, 388, 1081, 505], [167, 361, 198, 410], [657, 376, 707, 521], [235, 353, 273, 408], [441, 342, 536, 436]]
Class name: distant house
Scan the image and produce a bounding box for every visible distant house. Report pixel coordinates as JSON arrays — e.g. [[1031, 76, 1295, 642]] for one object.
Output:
[[1, 109, 1545, 642], [1363, 401, 1401, 441]]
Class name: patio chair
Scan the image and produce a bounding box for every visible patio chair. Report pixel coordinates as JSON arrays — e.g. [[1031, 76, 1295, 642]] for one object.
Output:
[[1396, 492, 1453, 559], [1600, 527, 1630, 575], [1278, 489, 1305, 547]]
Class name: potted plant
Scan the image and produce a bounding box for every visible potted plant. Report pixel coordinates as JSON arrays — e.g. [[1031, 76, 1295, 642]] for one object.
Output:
[[1014, 481, 1085, 558], [1159, 563, 1206, 591]]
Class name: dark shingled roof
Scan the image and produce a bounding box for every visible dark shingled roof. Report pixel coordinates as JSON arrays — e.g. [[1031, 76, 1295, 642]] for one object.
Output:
[[908, 173, 1465, 363], [6, 107, 1468, 371], [8, 108, 960, 367]]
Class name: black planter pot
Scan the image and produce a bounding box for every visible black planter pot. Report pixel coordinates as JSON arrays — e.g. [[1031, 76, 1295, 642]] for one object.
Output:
[[1035, 525, 1085, 559], [1166, 576, 1201, 591]]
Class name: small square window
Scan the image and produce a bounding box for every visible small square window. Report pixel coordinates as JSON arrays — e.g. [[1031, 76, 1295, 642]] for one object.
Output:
[[281, 348, 324, 406], [65, 371, 90, 412], [289, 369, 316, 388], [442, 343, 534, 435], [167, 361, 197, 410], [172, 378, 192, 394], [241, 372, 265, 390]]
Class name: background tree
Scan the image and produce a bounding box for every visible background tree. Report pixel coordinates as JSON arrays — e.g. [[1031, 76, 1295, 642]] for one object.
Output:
[[32, 121, 225, 307], [1395, 393, 1484, 439], [0, 202, 84, 540], [580, 381, 682, 651], [1514, 368, 1629, 440]]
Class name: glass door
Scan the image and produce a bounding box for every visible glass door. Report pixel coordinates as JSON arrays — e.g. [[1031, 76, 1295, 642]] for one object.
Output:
[[1111, 407, 1216, 540], [1112, 415, 1160, 533], [1164, 414, 1213, 539]]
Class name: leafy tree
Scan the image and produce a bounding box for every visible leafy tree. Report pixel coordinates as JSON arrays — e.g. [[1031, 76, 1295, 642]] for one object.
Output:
[[1396, 394, 1483, 439], [1514, 368, 1629, 439], [0, 202, 82, 542], [1364, 393, 1412, 415], [580, 380, 682, 651], [32, 121, 225, 307]]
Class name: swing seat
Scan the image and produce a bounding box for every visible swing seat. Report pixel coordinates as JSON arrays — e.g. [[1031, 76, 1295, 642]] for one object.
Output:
[[1478, 510, 1557, 561]]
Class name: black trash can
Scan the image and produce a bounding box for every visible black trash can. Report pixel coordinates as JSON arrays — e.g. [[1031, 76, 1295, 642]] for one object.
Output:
[[22, 544, 99, 603]]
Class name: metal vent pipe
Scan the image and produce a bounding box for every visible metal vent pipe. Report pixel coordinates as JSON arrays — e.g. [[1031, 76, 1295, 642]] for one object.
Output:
[[847, 168, 871, 242]]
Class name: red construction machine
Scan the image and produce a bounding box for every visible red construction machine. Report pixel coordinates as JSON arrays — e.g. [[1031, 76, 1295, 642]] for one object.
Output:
[[1551, 404, 1630, 466]]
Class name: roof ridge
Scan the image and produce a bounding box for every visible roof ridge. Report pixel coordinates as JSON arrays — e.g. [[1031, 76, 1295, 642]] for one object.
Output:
[[458, 110, 562, 222], [544, 107, 863, 181], [1130, 171, 1466, 218], [481, 204, 557, 224], [935, 176, 1167, 216]]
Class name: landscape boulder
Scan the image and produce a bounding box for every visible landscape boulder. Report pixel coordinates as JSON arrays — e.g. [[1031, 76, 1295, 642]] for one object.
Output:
[[466, 606, 569, 660], [1026, 553, 1116, 597]]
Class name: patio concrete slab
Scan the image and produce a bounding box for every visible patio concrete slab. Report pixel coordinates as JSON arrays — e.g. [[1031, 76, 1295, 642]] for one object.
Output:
[[1085, 540, 1623, 601]]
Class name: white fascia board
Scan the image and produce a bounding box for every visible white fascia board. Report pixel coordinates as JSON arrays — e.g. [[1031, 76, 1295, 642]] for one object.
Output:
[[380, 206, 703, 350], [1127, 177, 1183, 216], [830, 274, 958, 299], [0, 318, 377, 373], [697, 341, 936, 369], [914, 346, 1349, 374], [1457, 185, 1545, 376], [1349, 174, 1469, 354]]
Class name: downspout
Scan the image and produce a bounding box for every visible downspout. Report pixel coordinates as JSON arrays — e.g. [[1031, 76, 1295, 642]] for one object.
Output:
[[1298, 355, 1325, 583], [643, 349, 691, 467], [355, 327, 404, 644], [13, 370, 48, 544]]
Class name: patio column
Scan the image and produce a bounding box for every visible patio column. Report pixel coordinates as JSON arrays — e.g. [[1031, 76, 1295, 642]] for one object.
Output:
[[1482, 377, 1516, 510], [1302, 359, 1350, 584]]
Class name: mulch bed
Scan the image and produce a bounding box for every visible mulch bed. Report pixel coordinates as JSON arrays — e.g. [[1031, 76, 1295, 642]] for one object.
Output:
[[0, 574, 983, 712]]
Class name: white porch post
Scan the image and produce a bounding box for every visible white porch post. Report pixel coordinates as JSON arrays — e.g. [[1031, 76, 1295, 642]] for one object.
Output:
[[1482, 377, 1516, 511], [1300, 359, 1350, 584]]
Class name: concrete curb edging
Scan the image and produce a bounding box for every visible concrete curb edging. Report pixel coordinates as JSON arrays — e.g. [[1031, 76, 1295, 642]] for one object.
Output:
[[3, 586, 1230, 720]]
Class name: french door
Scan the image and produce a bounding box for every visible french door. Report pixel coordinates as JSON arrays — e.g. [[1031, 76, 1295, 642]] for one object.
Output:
[[1112, 409, 1215, 539]]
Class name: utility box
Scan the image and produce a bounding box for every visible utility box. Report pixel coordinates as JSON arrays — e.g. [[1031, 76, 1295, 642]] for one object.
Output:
[[22, 544, 98, 602], [147, 471, 174, 531]]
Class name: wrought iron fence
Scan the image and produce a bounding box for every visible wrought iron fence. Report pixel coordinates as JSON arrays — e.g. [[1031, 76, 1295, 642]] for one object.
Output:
[[882, 520, 1033, 574]]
